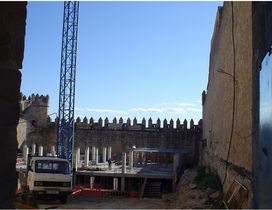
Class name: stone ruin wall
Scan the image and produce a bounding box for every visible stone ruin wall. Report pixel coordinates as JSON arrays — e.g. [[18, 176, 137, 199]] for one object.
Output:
[[19, 94, 202, 166], [74, 117, 201, 164], [17, 93, 49, 148], [202, 2, 253, 207]]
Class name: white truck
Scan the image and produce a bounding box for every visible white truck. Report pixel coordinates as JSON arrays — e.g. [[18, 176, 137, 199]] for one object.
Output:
[[21, 156, 72, 204]]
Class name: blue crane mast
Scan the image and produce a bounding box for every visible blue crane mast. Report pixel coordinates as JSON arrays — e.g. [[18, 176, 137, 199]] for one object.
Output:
[[57, 1, 79, 167]]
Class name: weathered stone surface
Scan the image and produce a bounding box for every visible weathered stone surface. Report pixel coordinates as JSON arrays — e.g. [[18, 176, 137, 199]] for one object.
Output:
[[209, 191, 220, 199], [0, 2, 27, 70], [202, 2, 253, 208], [0, 2, 27, 208]]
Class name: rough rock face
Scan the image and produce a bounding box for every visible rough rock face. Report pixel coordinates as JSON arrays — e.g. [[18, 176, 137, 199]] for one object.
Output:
[[202, 2, 253, 207], [202, 2, 272, 208], [162, 168, 214, 209], [0, 2, 27, 208]]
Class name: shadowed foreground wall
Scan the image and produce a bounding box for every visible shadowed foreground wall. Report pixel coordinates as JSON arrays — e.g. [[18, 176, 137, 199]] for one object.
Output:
[[0, 2, 27, 208]]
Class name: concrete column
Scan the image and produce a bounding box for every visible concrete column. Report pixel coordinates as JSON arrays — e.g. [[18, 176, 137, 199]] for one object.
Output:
[[122, 152, 126, 174], [107, 146, 112, 160], [144, 152, 147, 165], [121, 177, 125, 192], [51, 146, 56, 156], [75, 153, 78, 171], [92, 146, 96, 161], [76, 148, 80, 165], [138, 152, 143, 165], [38, 146, 43, 156], [75, 148, 80, 171], [173, 153, 180, 176], [102, 147, 107, 163], [95, 148, 99, 164], [129, 150, 133, 169], [90, 177, 95, 189], [85, 147, 90, 167], [113, 177, 118, 191], [23, 145, 29, 164], [31, 143, 36, 156]]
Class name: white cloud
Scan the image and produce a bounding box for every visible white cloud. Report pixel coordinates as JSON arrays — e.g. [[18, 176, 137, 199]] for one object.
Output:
[[130, 108, 162, 113], [87, 108, 128, 115], [129, 107, 186, 114], [186, 107, 202, 112], [160, 101, 200, 107], [178, 103, 196, 107], [78, 103, 202, 117], [195, 100, 202, 104], [160, 102, 169, 106], [75, 107, 84, 111]]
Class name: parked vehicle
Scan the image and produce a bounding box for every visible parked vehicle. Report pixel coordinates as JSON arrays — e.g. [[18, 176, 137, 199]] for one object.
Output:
[[21, 156, 71, 204]]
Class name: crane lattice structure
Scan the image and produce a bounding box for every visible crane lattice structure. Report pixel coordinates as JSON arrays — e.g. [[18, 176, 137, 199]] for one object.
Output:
[[57, 1, 79, 167]]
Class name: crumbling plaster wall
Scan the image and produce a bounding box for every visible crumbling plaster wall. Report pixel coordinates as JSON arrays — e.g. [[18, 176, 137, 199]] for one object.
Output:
[[202, 2, 253, 207]]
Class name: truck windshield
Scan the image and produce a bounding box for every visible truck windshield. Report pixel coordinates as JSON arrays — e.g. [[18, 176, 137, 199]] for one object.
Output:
[[35, 160, 70, 174]]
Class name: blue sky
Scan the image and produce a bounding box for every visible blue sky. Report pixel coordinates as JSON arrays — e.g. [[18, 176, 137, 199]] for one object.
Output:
[[22, 1, 222, 124]]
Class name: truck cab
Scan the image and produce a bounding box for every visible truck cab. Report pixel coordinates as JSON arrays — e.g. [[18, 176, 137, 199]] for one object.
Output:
[[26, 156, 71, 203]]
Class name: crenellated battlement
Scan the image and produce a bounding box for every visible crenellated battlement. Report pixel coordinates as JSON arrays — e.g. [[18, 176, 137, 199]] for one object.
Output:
[[48, 116, 202, 131], [20, 93, 49, 106], [19, 93, 49, 127], [20, 92, 202, 166]]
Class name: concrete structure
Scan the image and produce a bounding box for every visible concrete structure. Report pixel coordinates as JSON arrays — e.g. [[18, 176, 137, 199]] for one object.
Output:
[[38, 146, 43, 156], [90, 177, 94, 189], [31, 143, 36, 156], [113, 177, 118, 191], [76, 148, 80, 165], [122, 152, 126, 174], [23, 145, 29, 164], [202, 2, 272, 208], [102, 147, 107, 163], [75, 147, 185, 196], [129, 150, 133, 169], [107, 146, 112, 160], [92, 146, 95, 161], [95, 148, 99, 164], [51, 146, 56, 156], [85, 147, 90, 167]]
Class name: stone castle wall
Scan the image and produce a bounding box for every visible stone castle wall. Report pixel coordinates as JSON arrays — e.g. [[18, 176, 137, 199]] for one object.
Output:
[[19, 94, 202, 165], [202, 2, 253, 207], [203, 2, 272, 208], [17, 94, 49, 148]]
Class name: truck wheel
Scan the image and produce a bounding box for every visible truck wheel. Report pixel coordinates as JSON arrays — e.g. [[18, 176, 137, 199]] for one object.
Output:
[[21, 193, 37, 207], [21, 193, 28, 204], [60, 195, 67, 204]]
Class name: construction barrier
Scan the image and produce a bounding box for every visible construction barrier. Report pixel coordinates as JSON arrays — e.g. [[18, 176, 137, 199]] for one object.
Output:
[[71, 184, 139, 199]]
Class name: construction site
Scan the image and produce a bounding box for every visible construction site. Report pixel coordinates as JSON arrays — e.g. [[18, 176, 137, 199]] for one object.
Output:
[[2, 1, 272, 209], [16, 92, 201, 208]]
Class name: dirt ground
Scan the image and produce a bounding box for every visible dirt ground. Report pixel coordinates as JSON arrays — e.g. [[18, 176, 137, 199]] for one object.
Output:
[[161, 167, 214, 209]]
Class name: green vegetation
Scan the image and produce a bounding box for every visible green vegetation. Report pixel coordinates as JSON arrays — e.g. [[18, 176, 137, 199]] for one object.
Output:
[[87, 167, 101, 171], [194, 167, 223, 208], [194, 167, 222, 191]]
